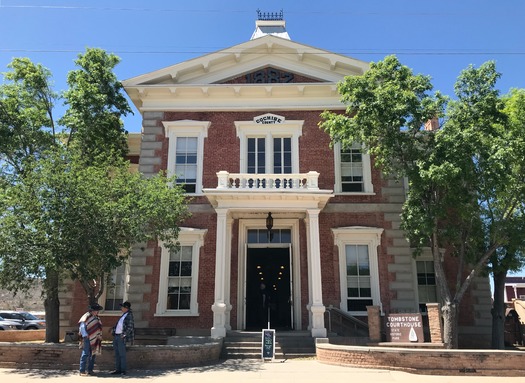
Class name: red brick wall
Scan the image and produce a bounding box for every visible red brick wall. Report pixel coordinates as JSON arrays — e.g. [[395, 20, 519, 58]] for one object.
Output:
[[142, 213, 219, 330], [162, 110, 339, 191], [505, 286, 514, 300], [63, 108, 486, 337], [316, 343, 525, 377], [156, 110, 395, 330], [297, 219, 309, 329], [505, 286, 525, 301], [0, 330, 45, 342], [0, 341, 222, 370]]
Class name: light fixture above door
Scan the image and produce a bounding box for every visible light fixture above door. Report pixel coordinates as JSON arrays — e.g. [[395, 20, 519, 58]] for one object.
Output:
[[266, 212, 273, 242]]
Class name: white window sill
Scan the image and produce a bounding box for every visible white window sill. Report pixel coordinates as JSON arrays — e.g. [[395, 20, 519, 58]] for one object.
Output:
[[99, 311, 121, 316], [154, 311, 199, 317]]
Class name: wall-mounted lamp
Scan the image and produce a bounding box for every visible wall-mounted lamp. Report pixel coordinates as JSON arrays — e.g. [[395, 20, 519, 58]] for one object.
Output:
[[266, 212, 274, 242], [266, 212, 273, 231]]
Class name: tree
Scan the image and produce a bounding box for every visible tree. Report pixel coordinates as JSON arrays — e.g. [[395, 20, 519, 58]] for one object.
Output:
[[0, 50, 190, 343], [321, 55, 525, 348], [486, 89, 525, 349], [0, 57, 60, 341], [0, 149, 189, 342]]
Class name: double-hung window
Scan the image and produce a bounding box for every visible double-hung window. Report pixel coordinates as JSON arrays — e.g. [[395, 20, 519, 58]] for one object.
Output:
[[175, 137, 198, 193], [345, 244, 372, 311], [164, 120, 210, 195], [236, 117, 302, 176], [247, 137, 266, 174], [416, 260, 437, 312], [272, 137, 292, 174], [413, 249, 439, 313], [156, 228, 206, 316], [332, 227, 383, 315], [334, 142, 373, 194], [103, 262, 128, 312]]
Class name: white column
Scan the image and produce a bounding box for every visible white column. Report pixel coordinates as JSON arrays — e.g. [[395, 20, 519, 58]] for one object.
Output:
[[306, 209, 326, 337], [224, 215, 233, 331], [211, 208, 229, 338], [305, 217, 313, 331]]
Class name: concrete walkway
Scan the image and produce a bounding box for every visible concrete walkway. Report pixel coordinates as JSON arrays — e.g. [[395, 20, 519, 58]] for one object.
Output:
[[1, 359, 523, 383]]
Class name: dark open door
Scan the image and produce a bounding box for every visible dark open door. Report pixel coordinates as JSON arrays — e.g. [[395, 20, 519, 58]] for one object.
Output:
[[245, 247, 292, 330]]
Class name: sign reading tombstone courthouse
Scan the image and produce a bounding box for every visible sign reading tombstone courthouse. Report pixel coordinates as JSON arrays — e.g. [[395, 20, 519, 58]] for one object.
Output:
[[386, 313, 424, 343]]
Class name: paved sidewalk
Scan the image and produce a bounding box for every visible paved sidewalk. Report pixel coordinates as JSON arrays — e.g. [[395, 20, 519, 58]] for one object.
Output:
[[1, 359, 523, 383]]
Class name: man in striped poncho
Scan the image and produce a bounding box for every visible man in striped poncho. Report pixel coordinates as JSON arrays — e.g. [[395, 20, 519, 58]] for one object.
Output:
[[78, 303, 103, 376]]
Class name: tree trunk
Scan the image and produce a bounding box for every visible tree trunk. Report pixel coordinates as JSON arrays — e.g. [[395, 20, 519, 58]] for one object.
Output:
[[491, 270, 507, 349], [43, 268, 60, 343], [431, 227, 458, 348], [79, 278, 99, 307], [441, 301, 459, 349]]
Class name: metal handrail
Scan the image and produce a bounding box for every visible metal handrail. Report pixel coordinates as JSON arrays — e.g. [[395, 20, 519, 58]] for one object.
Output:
[[325, 306, 369, 337]]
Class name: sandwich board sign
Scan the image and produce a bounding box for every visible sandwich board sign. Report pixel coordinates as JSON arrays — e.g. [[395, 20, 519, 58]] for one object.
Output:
[[261, 329, 275, 360]]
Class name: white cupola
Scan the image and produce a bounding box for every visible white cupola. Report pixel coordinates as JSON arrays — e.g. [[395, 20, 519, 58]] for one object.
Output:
[[250, 9, 290, 40]]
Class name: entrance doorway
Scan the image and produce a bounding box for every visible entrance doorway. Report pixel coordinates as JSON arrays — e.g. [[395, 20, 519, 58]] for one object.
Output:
[[245, 247, 292, 330]]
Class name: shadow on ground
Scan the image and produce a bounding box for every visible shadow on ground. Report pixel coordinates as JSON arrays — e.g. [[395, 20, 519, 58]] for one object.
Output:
[[2, 359, 268, 379]]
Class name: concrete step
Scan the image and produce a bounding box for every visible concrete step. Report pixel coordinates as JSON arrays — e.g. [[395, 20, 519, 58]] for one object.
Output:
[[222, 331, 316, 360]]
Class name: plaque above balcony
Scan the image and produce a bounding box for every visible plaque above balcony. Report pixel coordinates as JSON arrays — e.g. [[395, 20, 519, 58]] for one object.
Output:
[[253, 113, 285, 124]]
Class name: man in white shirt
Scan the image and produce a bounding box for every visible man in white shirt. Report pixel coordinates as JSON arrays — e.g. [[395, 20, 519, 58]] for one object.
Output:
[[110, 301, 134, 375]]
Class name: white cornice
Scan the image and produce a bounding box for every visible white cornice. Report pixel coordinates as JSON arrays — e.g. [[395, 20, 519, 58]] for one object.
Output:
[[126, 83, 343, 112], [202, 190, 334, 210]]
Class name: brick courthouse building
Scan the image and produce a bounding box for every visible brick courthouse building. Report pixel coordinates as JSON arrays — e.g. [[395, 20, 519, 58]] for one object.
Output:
[[60, 14, 492, 347]]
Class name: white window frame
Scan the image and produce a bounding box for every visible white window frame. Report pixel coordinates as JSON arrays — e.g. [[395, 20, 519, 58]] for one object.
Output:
[[332, 226, 383, 315], [163, 120, 210, 195], [100, 261, 129, 314], [333, 142, 373, 194], [235, 120, 303, 174], [412, 248, 441, 313], [155, 227, 207, 317]]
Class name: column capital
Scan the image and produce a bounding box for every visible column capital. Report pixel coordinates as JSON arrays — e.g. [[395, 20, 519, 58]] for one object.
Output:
[[305, 208, 321, 220]]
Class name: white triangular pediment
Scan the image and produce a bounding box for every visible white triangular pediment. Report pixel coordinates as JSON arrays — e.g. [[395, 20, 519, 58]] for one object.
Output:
[[122, 35, 369, 113], [123, 35, 368, 87]]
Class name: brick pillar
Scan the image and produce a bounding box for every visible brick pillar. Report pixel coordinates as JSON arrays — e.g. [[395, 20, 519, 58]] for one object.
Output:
[[367, 306, 381, 342], [426, 303, 443, 343]]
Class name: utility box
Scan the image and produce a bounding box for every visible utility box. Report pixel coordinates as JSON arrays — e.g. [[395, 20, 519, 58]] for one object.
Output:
[[64, 331, 78, 343]]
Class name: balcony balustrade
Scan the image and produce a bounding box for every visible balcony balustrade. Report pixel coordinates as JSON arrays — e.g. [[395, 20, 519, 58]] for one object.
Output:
[[215, 171, 320, 191]]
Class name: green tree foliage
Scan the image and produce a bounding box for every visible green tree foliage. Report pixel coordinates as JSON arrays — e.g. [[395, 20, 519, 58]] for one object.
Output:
[[61, 48, 132, 161], [0, 148, 189, 304], [0, 49, 189, 343], [0, 58, 56, 176], [321, 55, 525, 349], [487, 89, 525, 348]]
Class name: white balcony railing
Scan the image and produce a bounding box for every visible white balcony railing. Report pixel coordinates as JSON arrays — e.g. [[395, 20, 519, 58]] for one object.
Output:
[[216, 171, 320, 191]]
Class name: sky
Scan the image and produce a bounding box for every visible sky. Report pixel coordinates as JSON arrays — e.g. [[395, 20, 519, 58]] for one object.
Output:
[[1, 0, 524, 134]]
